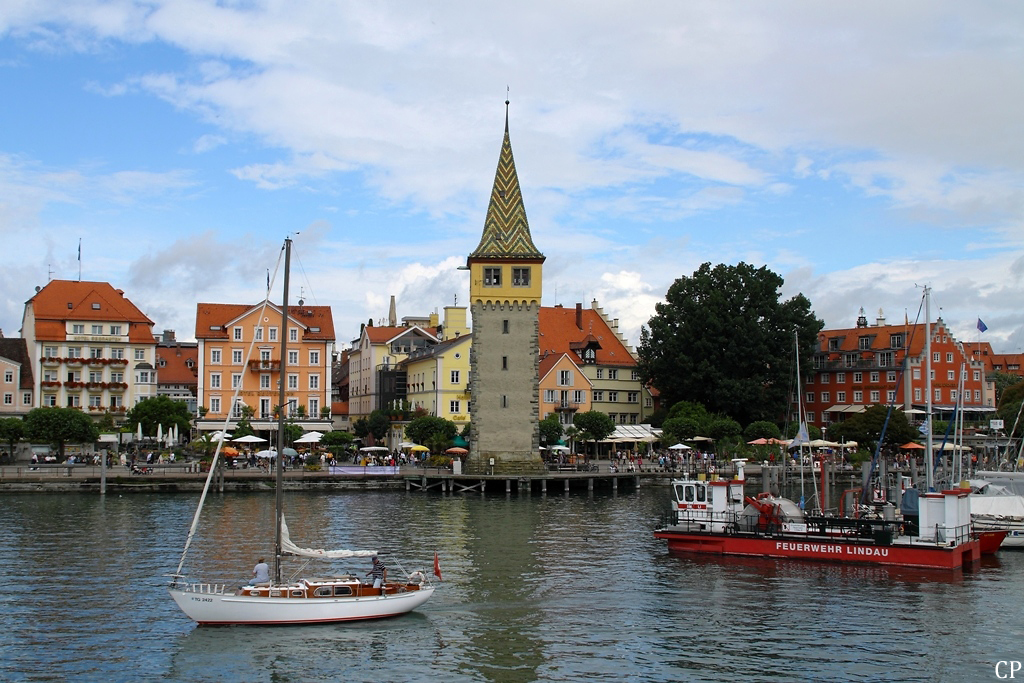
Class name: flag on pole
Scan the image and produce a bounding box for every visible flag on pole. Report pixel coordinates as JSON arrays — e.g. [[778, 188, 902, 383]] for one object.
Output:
[[977, 318, 988, 333], [790, 422, 810, 449], [433, 551, 443, 581]]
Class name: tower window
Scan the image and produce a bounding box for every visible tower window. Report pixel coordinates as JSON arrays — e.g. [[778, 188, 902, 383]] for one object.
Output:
[[484, 267, 502, 286], [502, 356, 508, 370], [501, 395, 508, 408], [512, 267, 530, 287], [502, 320, 509, 334]]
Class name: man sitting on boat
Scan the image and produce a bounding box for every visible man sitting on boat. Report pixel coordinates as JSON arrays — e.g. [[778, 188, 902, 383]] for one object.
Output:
[[367, 555, 387, 588], [252, 557, 271, 586]]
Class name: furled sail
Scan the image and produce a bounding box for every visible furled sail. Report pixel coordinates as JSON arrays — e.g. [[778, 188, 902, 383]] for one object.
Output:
[[280, 516, 377, 559]]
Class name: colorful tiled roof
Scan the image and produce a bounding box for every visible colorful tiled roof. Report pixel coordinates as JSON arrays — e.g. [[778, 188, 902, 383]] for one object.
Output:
[[539, 305, 636, 367], [469, 108, 543, 261]]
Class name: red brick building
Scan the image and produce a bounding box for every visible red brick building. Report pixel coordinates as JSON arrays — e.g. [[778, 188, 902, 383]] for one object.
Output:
[[801, 308, 996, 431]]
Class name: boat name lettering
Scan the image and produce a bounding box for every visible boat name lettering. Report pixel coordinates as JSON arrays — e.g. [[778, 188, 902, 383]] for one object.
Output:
[[775, 542, 889, 557]]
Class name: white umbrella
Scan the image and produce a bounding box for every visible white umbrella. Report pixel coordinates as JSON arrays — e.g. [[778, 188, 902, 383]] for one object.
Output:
[[359, 446, 389, 452], [668, 443, 691, 450], [157, 424, 163, 443], [208, 431, 228, 443], [295, 432, 322, 444], [255, 449, 278, 459], [234, 434, 267, 444], [136, 422, 142, 441], [549, 445, 570, 452]]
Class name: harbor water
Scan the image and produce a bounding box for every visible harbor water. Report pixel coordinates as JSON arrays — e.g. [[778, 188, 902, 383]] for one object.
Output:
[[1, 485, 1022, 682]]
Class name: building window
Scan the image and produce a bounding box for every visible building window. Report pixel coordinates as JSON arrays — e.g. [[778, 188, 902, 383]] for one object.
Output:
[[210, 373, 221, 389], [253, 327, 263, 342], [887, 371, 897, 382], [914, 388, 922, 401], [820, 392, 830, 403], [935, 388, 942, 402], [109, 396, 122, 409], [631, 371, 640, 381], [44, 346, 58, 357], [44, 395, 56, 406], [501, 395, 508, 408], [269, 327, 278, 342], [544, 389, 556, 403], [288, 374, 298, 389], [974, 390, 981, 401], [3, 393, 11, 405], [502, 320, 509, 334], [210, 349, 221, 364], [853, 372, 862, 383], [3, 371, 11, 383], [288, 350, 298, 365], [574, 390, 585, 403], [502, 356, 508, 370], [608, 369, 618, 380], [644, 397, 653, 408], [450, 400, 461, 414], [870, 390, 880, 402], [950, 390, 958, 402], [450, 370, 460, 384], [512, 267, 530, 286], [837, 372, 846, 383], [23, 392, 31, 404], [232, 350, 243, 364], [593, 390, 604, 402], [890, 334, 904, 348], [870, 372, 879, 383], [484, 267, 501, 286], [110, 325, 121, 335], [608, 391, 618, 402], [627, 391, 638, 403], [134, 349, 145, 361], [290, 328, 298, 342], [233, 327, 243, 341], [309, 350, 320, 366], [309, 374, 320, 390], [72, 324, 84, 334], [89, 371, 102, 383], [947, 370, 955, 381], [828, 338, 839, 351], [232, 374, 242, 389], [88, 395, 101, 408], [596, 369, 604, 379], [887, 390, 896, 402], [67, 395, 80, 408], [90, 324, 102, 335], [806, 412, 815, 422], [946, 352, 953, 363], [854, 390, 863, 403], [88, 347, 102, 359], [878, 351, 893, 367], [309, 398, 319, 416], [558, 370, 572, 386], [933, 352, 940, 363], [836, 391, 846, 402], [806, 391, 814, 404], [859, 337, 871, 350], [210, 397, 221, 414], [67, 347, 81, 358], [821, 374, 830, 384], [111, 348, 123, 360], [261, 374, 271, 390]]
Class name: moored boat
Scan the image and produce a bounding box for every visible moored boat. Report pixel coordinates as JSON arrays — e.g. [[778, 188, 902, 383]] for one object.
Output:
[[654, 459, 981, 571]]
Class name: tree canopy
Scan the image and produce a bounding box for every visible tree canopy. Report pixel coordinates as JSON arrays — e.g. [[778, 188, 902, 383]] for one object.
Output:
[[638, 262, 822, 426], [126, 395, 192, 438], [404, 416, 457, 452], [572, 411, 615, 454], [827, 405, 917, 453], [539, 414, 564, 448], [24, 407, 99, 459], [0, 417, 25, 461]]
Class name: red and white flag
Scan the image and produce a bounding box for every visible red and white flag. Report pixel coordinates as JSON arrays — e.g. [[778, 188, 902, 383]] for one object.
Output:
[[433, 551, 443, 581]]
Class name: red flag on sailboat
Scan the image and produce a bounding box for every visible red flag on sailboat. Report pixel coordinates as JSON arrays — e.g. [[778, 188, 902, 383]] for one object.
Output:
[[433, 551, 443, 581]]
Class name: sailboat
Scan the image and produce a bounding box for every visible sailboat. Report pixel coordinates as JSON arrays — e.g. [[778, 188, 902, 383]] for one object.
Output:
[[168, 238, 436, 625]]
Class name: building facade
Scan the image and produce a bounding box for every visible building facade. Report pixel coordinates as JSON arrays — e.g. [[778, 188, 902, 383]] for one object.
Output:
[[156, 330, 198, 415], [401, 329, 473, 427], [802, 308, 995, 431], [538, 352, 593, 427], [0, 337, 34, 416], [465, 107, 546, 475], [20, 280, 157, 418], [194, 301, 335, 433]]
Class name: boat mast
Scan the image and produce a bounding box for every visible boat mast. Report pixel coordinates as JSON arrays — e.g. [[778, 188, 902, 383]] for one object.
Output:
[[794, 329, 805, 508], [925, 286, 934, 491], [275, 237, 291, 584]]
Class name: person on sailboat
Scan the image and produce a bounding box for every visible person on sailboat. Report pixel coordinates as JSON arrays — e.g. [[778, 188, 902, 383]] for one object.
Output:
[[367, 555, 387, 588], [252, 557, 270, 585]]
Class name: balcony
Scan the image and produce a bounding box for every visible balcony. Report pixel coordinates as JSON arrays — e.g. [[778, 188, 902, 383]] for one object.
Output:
[[107, 382, 128, 392], [249, 359, 280, 373], [41, 357, 61, 366], [86, 382, 105, 391]]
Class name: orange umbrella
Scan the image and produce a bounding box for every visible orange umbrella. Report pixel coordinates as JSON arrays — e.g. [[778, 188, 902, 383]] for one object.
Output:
[[221, 446, 240, 456], [900, 442, 925, 450], [445, 447, 468, 454]]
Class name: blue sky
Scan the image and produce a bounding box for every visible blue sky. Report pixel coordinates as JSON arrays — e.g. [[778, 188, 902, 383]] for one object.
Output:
[[1, 2, 1022, 353]]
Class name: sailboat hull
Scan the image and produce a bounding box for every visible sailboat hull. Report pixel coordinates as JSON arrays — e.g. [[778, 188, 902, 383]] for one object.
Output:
[[168, 584, 435, 626]]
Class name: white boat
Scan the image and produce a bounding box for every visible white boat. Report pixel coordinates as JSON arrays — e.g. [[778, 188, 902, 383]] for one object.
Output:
[[968, 478, 1024, 549], [168, 238, 436, 625]]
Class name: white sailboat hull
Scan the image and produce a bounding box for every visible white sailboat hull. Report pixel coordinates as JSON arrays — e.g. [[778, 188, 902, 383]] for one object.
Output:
[[169, 584, 435, 625]]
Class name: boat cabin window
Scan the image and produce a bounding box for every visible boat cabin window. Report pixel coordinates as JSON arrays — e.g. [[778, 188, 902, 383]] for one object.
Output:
[[290, 590, 304, 597], [696, 485, 706, 502], [333, 586, 353, 596], [314, 587, 333, 597], [684, 486, 695, 503]]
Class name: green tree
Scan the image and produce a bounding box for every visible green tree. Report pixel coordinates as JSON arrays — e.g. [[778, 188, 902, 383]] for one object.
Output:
[[127, 395, 192, 440], [637, 262, 822, 426], [405, 416, 457, 449], [353, 417, 369, 440], [992, 371, 1024, 405], [661, 417, 700, 445], [572, 411, 615, 456], [232, 404, 256, 438], [706, 416, 742, 442], [539, 414, 564, 448], [24, 407, 99, 460], [0, 417, 25, 462], [828, 405, 917, 453], [743, 420, 782, 441], [320, 430, 355, 457], [367, 410, 392, 443]]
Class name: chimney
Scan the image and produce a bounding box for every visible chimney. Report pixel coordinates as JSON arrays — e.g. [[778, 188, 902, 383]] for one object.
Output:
[[576, 303, 583, 330], [162, 329, 176, 343], [388, 295, 397, 327]]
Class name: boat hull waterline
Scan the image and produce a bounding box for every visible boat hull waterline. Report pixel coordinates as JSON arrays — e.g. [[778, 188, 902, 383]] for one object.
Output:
[[168, 584, 435, 626], [654, 528, 981, 570]]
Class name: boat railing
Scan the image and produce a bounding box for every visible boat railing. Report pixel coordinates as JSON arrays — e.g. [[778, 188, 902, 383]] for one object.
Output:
[[181, 582, 229, 595]]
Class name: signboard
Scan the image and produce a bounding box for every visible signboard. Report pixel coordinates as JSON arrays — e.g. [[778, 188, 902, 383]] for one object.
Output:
[[991, 419, 1005, 430]]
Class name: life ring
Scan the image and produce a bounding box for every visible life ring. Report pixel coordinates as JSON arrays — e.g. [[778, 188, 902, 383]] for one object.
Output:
[[407, 571, 425, 585]]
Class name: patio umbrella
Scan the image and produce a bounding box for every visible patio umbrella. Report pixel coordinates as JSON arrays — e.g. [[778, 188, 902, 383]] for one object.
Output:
[[445, 447, 468, 455], [399, 441, 417, 448], [747, 438, 768, 445], [221, 446, 240, 456], [900, 442, 926, 450], [549, 445, 570, 452], [294, 432, 322, 443], [280, 447, 299, 457], [234, 434, 267, 444], [157, 424, 163, 443], [409, 444, 429, 452], [255, 449, 277, 459], [668, 443, 691, 450], [208, 431, 228, 443], [359, 446, 389, 452], [136, 422, 142, 441]]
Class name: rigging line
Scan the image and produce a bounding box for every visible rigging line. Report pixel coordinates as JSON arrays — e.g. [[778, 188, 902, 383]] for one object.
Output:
[[290, 247, 319, 306], [173, 243, 287, 580]]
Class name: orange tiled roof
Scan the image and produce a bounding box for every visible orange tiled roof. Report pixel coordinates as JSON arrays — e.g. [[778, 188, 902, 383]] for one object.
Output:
[[195, 302, 336, 341], [0, 338, 34, 389], [539, 305, 635, 367], [26, 280, 156, 344], [156, 344, 198, 385], [818, 321, 951, 358], [360, 325, 439, 345]]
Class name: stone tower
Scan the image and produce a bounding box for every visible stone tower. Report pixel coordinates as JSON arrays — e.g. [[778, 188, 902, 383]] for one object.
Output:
[[464, 104, 545, 475]]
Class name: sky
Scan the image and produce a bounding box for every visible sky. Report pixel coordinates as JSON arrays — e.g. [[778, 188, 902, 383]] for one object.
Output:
[[1, 1, 1022, 355]]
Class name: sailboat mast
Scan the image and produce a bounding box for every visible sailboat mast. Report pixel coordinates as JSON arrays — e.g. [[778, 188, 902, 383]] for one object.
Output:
[[925, 286, 934, 491], [275, 238, 291, 584]]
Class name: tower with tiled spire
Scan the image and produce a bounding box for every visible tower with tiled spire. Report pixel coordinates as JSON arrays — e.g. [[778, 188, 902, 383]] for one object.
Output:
[[465, 102, 545, 475]]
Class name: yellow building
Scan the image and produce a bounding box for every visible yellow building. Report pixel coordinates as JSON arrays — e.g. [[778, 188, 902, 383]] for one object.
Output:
[[401, 330, 473, 426], [194, 301, 335, 433]]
